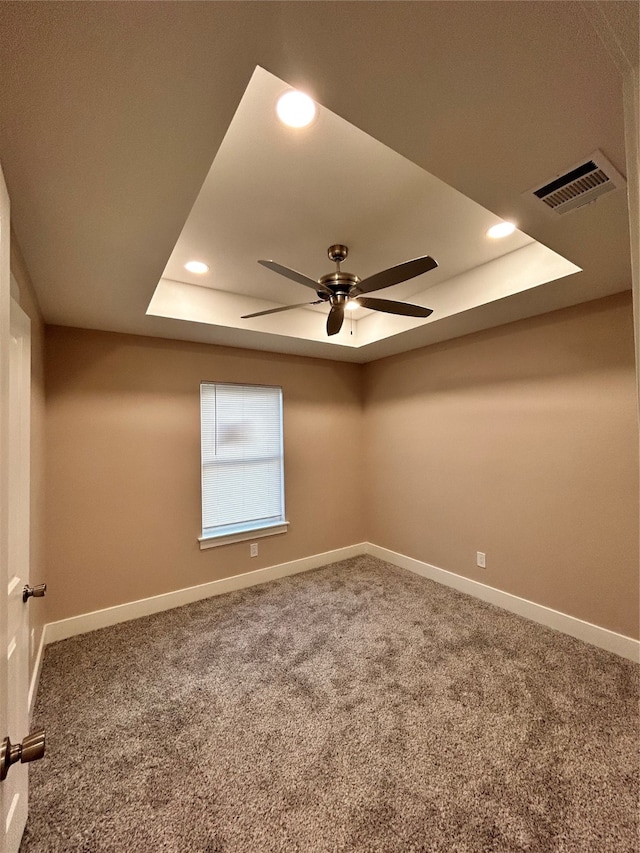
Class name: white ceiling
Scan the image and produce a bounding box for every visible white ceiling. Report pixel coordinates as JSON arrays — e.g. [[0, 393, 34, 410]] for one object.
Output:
[[0, 2, 636, 363]]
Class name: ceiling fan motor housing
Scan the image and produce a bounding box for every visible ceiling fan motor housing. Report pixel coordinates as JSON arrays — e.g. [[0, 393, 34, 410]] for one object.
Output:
[[318, 271, 360, 301]]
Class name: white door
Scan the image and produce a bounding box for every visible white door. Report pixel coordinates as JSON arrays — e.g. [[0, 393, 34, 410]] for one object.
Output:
[[0, 164, 40, 853], [4, 296, 31, 853]]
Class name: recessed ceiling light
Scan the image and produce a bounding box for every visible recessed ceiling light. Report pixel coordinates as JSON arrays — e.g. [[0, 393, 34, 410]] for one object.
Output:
[[276, 91, 316, 128], [184, 261, 209, 274], [487, 222, 516, 239]]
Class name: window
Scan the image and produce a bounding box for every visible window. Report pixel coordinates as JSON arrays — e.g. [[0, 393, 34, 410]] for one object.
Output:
[[199, 382, 288, 548]]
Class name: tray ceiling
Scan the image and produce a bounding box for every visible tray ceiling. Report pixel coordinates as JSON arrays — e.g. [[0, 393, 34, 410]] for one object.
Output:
[[149, 67, 580, 351]]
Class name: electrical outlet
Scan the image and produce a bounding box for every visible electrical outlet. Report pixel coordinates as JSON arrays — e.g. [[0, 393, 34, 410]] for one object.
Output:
[[250, 542, 258, 558], [476, 551, 486, 568]]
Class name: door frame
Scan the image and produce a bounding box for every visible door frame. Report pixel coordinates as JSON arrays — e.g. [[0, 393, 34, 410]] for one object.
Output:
[[0, 158, 11, 853]]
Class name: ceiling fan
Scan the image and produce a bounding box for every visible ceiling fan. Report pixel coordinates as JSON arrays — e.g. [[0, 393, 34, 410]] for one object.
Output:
[[242, 245, 437, 336]]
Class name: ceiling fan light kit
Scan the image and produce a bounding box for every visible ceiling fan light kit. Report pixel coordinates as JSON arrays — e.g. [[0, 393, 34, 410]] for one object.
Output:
[[242, 245, 437, 336]]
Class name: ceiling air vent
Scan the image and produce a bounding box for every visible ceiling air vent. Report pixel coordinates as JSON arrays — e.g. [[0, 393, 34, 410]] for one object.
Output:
[[525, 150, 626, 216]]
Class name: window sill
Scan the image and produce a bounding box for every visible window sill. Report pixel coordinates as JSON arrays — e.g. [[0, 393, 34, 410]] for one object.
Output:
[[198, 521, 289, 550]]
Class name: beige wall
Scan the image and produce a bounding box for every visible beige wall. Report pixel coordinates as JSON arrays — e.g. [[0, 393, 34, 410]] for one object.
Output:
[[363, 292, 639, 639], [10, 231, 47, 678], [44, 292, 639, 641], [44, 327, 365, 623]]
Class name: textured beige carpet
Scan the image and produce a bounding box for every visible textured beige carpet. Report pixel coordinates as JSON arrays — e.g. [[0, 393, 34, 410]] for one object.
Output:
[[21, 556, 639, 852]]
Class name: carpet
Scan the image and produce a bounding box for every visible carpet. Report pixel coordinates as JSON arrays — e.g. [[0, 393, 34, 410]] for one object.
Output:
[[20, 555, 639, 852]]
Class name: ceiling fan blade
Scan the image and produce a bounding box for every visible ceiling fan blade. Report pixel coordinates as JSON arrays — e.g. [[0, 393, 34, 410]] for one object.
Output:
[[357, 256, 438, 294], [242, 300, 323, 319], [355, 297, 433, 318], [258, 260, 333, 296], [326, 304, 345, 336]]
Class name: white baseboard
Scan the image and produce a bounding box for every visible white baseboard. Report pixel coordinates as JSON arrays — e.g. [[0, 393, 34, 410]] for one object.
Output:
[[366, 543, 640, 662], [28, 626, 46, 719], [44, 543, 366, 645], [42, 541, 639, 663]]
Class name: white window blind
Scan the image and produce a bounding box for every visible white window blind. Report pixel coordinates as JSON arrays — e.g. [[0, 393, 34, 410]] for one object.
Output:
[[200, 382, 286, 542]]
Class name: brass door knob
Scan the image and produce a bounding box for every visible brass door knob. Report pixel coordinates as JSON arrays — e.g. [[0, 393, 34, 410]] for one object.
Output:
[[0, 731, 46, 781], [23, 583, 46, 603]]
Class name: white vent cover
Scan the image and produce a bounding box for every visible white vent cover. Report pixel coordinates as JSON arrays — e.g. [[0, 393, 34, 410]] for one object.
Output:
[[525, 150, 626, 216]]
